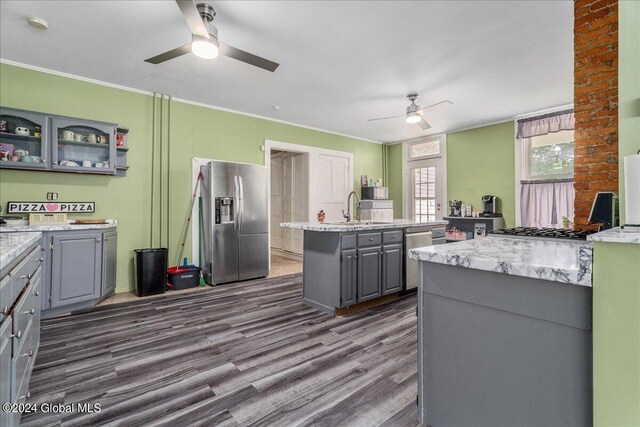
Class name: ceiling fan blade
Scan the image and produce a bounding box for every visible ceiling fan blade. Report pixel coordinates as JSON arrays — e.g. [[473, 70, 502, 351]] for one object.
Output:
[[145, 44, 192, 64], [416, 100, 453, 113], [416, 118, 432, 130], [367, 114, 404, 122], [219, 42, 279, 72], [175, 0, 209, 39]]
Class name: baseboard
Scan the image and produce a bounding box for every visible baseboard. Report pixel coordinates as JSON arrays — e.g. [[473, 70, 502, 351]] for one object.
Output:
[[271, 248, 303, 261]]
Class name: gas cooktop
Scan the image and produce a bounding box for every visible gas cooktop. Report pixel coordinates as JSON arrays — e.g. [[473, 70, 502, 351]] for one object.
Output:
[[490, 227, 597, 241]]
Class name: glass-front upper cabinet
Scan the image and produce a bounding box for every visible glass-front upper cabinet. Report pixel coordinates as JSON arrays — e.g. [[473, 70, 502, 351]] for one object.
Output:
[[0, 107, 50, 170], [51, 118, 117, 174]]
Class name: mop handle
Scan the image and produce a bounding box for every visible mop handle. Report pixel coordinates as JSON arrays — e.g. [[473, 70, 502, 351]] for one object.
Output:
[[176, 171, 203, 267]]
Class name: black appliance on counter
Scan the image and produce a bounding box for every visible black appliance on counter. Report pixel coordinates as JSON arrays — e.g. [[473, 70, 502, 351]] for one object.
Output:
[[490, 227, 596, 241], [481, 195, 502, 217], [588, 191, 618, 230]]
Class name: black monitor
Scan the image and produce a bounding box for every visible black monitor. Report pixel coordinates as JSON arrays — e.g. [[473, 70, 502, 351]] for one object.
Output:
[[588, 192, 618, 230]]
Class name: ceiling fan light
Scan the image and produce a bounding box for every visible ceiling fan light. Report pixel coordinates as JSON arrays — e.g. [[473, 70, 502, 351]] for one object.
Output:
[[406, 112, 422, 124], [191, 35, 219, 59]]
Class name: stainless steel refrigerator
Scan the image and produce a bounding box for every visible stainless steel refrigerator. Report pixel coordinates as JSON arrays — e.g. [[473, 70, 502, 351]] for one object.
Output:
[[200, 161, 269, 284]]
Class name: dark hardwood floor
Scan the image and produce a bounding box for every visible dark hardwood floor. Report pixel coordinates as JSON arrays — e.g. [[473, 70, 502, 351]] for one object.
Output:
[[22, 273, 421, 427]]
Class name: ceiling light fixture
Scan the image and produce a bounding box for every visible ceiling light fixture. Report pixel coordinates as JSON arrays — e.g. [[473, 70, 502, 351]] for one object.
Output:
[[406, 112, 422, 124], [27, 17, 48, 30], [191, 35, 219, 59]]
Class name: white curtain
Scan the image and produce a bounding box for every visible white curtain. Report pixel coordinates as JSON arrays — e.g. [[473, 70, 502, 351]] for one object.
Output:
[[521, 181, 574, 227], [517, 110, 574, 139]]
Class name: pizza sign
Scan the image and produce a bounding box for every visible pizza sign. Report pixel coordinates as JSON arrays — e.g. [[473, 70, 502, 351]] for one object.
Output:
[[7, 202, 95, 214]]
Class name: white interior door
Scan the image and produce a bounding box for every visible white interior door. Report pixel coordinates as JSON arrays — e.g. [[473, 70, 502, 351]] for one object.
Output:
[[317, 154, 350, 222], [291, 154, 308, 254], [270, 154, 283, 250], [407, 158, 443, 222]]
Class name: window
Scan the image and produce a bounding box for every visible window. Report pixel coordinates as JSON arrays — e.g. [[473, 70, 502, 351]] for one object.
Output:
[[523, 130, 574, 180], [412, 166, 437, 223], [408, 140, 440, 159]]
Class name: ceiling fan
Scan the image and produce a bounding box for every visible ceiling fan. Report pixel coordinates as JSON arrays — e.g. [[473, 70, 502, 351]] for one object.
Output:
[[367, 93, 453, 130], [144, 0, 279, 72]]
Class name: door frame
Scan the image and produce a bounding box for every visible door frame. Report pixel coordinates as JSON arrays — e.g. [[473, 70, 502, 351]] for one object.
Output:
[[401, 134, 448, 220], [264, 139, 354, 264]]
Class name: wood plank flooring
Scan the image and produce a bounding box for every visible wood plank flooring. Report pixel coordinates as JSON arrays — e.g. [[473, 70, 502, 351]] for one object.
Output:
[[22, 273, 421, 427]]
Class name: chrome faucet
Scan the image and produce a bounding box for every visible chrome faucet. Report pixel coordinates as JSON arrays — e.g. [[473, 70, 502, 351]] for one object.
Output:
[[342, 191, 360, 222]]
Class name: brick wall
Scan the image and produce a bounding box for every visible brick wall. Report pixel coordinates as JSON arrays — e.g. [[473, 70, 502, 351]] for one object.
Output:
[[573, 0, 619, 226]]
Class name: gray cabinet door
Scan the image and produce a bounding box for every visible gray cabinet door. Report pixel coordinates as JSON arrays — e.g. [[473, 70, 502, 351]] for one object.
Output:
[[382, 244, 403, 295], [357, 246, 382, 302], [50, 233, 102, 308], [102, 231, 117, 296], [340, 249, 357, 307], [0, 319, 11, 427]]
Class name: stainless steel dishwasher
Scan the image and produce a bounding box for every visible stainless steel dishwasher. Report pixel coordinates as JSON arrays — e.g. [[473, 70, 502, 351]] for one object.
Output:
[[405, 226, 446, 290]]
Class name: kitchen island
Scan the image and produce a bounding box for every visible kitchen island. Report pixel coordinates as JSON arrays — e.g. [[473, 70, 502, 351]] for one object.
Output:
[[281, 220, 446, 315], [410, 236, 593, 427]]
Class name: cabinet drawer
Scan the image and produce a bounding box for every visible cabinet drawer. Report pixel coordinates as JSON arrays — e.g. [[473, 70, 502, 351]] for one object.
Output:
[[431, 227, 446, 239], [0, 276, 9, 322], [341, 234, 357, 249], [383, 230, 403, 244], [11, 276, 39, 343], [9, 247, 40, 304], [12, 318, 35, 405], [357, 232, 382, 247]]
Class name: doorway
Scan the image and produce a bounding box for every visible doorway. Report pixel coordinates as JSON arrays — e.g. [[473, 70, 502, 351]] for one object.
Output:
[[270, 150, 308, 257], [403, 135, 446, 222]]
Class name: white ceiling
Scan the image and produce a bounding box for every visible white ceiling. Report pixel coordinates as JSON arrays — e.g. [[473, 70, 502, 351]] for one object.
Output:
[[0, 1, 574, 143]]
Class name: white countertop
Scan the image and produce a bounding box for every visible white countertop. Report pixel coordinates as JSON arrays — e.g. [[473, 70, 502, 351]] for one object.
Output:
[[0, 232, 42, 271], [280, 219, 448, 232], [409, 236, 593, 287], [587, 227, 640, 244], [0, 219, 117, 232]]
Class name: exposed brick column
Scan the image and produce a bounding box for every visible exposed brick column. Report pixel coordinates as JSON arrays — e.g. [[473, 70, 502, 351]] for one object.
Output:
[[573, 0, 619, 226]]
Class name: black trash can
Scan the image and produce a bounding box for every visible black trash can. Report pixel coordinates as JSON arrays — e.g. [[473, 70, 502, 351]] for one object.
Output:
[[134, 248, 168, 297]]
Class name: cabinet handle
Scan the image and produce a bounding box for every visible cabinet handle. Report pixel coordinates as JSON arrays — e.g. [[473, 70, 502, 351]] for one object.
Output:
[[1, 307, 8, 315], [96, 239, 102, 243], [369, 237, 374, 241], [34, 290, 40, 297], [18, 392, 31, 400], [11, 331, 21, 339], [19, 274, 31, 280], [38, 257, 44, 263], [22, 351, 33, 358], [25, 308, 35, 315]]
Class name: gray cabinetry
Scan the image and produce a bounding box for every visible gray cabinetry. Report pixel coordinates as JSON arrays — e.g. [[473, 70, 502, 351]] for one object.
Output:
[[357, 246, 382, 302], [340, 249, 357, 307], [0, 107, 50, 171], [51, 117, 117, 174], [0, 240, 42, 427], [102, 230, 117, 296], [50, 232, 102, 308], [0, 318, 11, 427], [382, 244, 403, 295]]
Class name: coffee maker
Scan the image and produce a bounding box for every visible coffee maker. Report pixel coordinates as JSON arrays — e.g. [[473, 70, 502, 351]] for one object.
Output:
[[481, 195, 501, 217]]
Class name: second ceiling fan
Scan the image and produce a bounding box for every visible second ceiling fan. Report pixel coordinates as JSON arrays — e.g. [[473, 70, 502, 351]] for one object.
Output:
[[368, 93, 452, 130], [145, 0, 279, 72]]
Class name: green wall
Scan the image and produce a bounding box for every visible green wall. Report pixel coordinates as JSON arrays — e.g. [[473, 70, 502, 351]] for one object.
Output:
[[0, 63, 384, 293], [592, 3, 640, 426], [447, 121, 516, 227], [618, 0, 640, 224], [386, 143, 403, 218], [593, 242, 640, 426]]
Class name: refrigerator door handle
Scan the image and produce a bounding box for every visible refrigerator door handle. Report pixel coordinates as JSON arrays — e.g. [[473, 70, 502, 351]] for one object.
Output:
[[238, 175, 244, 232], [233, 175, 239, 232]]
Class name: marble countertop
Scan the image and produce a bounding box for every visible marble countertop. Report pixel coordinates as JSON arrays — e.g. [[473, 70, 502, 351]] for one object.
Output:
[[409, 236, 593, 287], [587, 227, 640, 244], [0, 232, 42, 271], [280, 219, 448, 232], [0, 219, 117, 232]]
